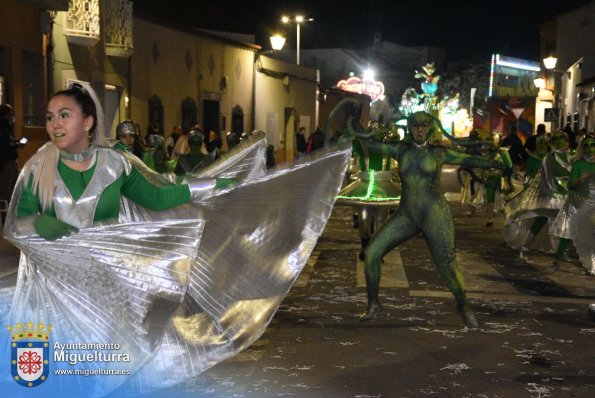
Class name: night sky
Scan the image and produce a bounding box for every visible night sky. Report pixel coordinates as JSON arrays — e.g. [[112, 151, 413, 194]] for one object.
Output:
[[133, 0, 593, 61]]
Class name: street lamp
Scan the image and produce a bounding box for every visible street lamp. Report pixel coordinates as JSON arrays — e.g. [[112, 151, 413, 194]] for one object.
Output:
[[543, 56, 558, 70], [281, 15, 313, 65], [270, 35, 286, 51]]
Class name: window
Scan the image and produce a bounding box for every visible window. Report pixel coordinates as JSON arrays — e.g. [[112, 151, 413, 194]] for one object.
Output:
[[148, 94, 163, 134], [22, 50, 45, 126], [231, 105, 244, 134], [181, 97, 197, 133]]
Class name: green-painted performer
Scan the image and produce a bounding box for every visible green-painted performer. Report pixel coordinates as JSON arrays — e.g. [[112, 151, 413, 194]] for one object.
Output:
[[550, 132, 595, 269], [524, 134, 550, 180], [354, 111, 510, 327], [175, 129, 215, 177]]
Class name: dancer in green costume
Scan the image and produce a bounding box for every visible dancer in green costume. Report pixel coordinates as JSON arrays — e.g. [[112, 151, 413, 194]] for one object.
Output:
[[524, 135, 549, 180], [115, 119, 144, 158], [354, 111, 510, 327], [174, 129, 214, 176], [16, 83, 232, 240], [551, 133, 595, 267]]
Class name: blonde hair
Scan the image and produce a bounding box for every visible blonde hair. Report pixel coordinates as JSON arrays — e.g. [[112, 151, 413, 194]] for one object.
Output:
[[23, 82, 107, 212]]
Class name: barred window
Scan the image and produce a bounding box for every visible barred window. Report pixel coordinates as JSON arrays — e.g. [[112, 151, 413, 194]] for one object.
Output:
[[181, 97, 197, 133], [148, 94, 163, 134], [22, 50, 45, 126]]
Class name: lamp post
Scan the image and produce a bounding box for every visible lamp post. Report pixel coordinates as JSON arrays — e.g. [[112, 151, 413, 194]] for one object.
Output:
[[543, 55, 558, 92], [281, 15, 313, 65], [543, 55, 559, 128]]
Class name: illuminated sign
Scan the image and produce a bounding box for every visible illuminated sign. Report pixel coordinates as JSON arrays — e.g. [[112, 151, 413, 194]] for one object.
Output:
[[336, 76, 385, 102], [489, 54, 540, 97]]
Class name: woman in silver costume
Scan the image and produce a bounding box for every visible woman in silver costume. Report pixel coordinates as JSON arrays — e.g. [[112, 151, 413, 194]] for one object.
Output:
[[552, 133, 595, 274], [504, 130, 573, 259], [1, 83, 351, 396], [459, 132, 512, 227]]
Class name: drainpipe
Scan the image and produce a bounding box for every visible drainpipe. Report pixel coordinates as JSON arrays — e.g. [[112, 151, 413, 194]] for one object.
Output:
[[43, 10, 55, 98], [127, 55, 132, 119]]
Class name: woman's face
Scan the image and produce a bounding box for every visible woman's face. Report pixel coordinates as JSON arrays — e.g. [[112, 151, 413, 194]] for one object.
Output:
[[535, 137, 549, 154], [119, 134, 135, 147], [410, 120, 431, 144], [46, 95, 93, 153], [550, 132, 569, 151], [189, 135, 204, 154], [583, 138, 595, 158]]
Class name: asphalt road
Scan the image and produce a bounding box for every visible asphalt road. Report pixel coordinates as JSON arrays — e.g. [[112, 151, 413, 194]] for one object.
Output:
[[161, 166, 595, 398], [1, 166, 593, 398]]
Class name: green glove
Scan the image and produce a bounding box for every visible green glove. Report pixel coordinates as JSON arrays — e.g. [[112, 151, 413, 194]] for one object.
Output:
[[35, 214, 79, 240], [215, 178, 238, 191]]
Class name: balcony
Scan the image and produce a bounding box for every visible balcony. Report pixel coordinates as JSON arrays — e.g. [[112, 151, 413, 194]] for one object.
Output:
[[18, 0, 69, 11], [64, 0, 100, 47], [104, 0, 133, 57]]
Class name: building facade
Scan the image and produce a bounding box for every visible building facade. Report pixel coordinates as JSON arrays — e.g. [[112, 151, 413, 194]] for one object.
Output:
[[0, 0, 69, 167], [540, 2, 595, 132]]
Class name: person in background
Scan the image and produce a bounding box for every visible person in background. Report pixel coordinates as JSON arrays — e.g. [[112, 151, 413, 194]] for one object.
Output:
[[501, 127, 527, 180], [296, 126, 307, 157], [307, 127, 325, 153], [524, 123, 546, 153], [115, 119, 143, 158], [165, 125, 182, 159], [171, 128, 190, 161], [175, 129, 212, 176], [206, 128, 222, 157], [563, 122, 577, 150], [226, 130, 242, 149], [143, 128, 168, 173]]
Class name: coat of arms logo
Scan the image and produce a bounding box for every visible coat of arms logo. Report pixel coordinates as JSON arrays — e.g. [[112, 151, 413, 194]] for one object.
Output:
[[8, 321, 52, 388]]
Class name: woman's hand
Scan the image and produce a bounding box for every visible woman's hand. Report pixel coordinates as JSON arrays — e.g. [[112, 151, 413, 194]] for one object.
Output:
[[215, 178, 238, 191], [34, 214, 79, 240]]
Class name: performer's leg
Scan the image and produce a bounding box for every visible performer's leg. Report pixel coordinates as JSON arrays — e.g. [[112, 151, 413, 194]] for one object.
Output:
[[361, 213, 417, 320], [424, 210, 479, 329], [555, 238, 571, 260], [521, 216, 549, 259], [485, 180, 497, 227], [551, 237, 572, 272]]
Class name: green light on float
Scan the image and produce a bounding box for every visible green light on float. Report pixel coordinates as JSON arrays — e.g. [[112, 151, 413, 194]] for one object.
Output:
[[365, 169, 376, 200], [337, 170, 401, 202]]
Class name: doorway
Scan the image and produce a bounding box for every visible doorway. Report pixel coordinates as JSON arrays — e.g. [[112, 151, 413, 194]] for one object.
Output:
[[104, 87, 120, 138], [203, 100, 219, 133]]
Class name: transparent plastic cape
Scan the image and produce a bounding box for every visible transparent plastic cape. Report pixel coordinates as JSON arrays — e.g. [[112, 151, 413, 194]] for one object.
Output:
[[459, 168, 508, 213], [567, 177, 595, 275], [504, 169, 564, 252], [1, 138, 351, 397]]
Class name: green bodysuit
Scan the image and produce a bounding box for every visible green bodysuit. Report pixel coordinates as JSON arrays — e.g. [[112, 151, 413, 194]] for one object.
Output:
[[361, 136, 505, 326]]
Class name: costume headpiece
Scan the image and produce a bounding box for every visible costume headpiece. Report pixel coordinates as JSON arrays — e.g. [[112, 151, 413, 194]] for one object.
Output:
[[117, 119, 140, 136]]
